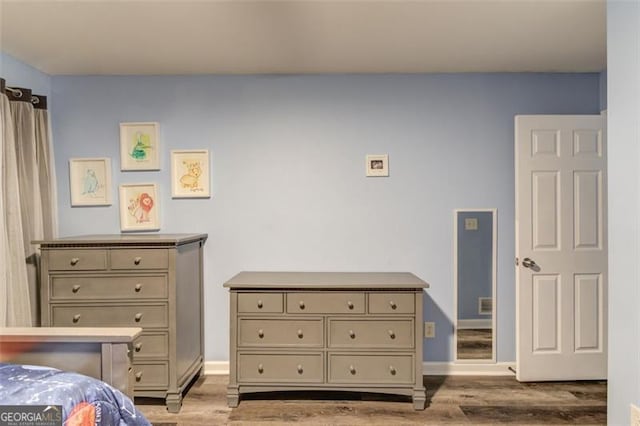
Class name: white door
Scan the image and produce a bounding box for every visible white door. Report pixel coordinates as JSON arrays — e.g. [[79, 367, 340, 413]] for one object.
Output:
[[515, 115, 607, 381]]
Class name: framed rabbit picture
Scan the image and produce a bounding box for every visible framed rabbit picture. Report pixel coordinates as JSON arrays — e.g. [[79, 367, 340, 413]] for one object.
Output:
[[170, 150, 211, 198]]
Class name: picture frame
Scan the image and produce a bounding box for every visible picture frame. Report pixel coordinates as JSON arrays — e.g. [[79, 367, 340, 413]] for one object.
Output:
[[119, 183, 160, 232], [69, 157, 112, 206], [170, 149, 211, 198], [120, 122, 160, 171], [365, 154, 389, 177]]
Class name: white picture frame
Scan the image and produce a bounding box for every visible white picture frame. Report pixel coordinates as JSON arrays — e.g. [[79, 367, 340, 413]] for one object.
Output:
[[170, 150, 211, 198], [366, 154, 389, 177], [69, 157, 112, 206], [119, 183, 160, 232], [120, 122, 160, 171]]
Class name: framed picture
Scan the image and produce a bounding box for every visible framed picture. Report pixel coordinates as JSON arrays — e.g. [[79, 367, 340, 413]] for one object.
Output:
[[119, 183, 160, 231], [365, 154, 389, 177], [69, 157, 112, 206], [120, 122, 160, 171], [171, 150, 211, 198]]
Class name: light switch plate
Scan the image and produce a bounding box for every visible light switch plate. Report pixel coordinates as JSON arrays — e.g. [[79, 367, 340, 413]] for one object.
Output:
[[465, 218, 478, 230], [424, 322, 435, 338]]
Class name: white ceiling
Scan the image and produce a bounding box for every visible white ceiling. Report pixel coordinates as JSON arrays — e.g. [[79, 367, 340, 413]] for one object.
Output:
[[0, 0, 606, 75]]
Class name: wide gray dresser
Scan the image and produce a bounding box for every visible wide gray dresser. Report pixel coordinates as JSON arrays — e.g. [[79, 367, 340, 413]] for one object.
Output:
[[224, 271, 429, 410], [37, 233, 207, 412]]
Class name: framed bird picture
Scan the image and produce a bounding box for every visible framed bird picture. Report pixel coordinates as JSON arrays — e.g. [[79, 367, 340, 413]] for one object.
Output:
[[69, 158, 112, 206], [119, 183, 160, 232]]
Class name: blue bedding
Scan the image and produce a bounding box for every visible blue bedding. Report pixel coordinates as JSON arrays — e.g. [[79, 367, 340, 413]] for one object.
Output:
[[0, 363, 150, 426]]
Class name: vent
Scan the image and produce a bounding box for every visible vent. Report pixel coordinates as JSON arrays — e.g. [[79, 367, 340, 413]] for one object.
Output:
[[478, 297, 492, 315]]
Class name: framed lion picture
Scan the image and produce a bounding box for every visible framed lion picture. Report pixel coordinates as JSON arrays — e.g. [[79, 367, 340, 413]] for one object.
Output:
[[119, 183, 160, 231]]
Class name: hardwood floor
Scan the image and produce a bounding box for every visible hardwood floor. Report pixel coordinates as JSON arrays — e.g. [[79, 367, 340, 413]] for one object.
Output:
[[136, 375, 606, 425], [456, 329, 493, 360]]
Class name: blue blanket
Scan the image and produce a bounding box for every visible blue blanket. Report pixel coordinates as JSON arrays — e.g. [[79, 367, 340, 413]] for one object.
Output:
[[0, 363, 150, 425]]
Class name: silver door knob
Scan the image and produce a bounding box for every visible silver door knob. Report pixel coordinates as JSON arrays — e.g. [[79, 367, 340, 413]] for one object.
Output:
[[349, 365, 356, 375], [72, 285, 81, 293], [297, 365, 303, 374], [134, 257, 142, 265], [299, 301, 305, 310], [134, 283, 142, 292], [389, 301, 397, 310], [135, 372, 143, 381], [522, 257, 537, 268], [134, 343, 142, 352], [297, 329, 304, 338], [70, 257, 80, 266], [347, 301, 354, 310]]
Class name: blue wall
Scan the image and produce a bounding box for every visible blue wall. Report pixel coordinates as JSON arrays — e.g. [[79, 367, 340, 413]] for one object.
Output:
[[457, 211, 493, 321], [607, 1, 639, 424], [49, 73, 600, 362], [0, 52, 51, 96]]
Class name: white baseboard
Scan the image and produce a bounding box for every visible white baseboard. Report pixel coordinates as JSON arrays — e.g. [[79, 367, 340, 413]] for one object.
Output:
[[204, 361, 230, 375], [203, 361, 516, 376], [457, 319, 492, 329], [423, 362, 515, 376]]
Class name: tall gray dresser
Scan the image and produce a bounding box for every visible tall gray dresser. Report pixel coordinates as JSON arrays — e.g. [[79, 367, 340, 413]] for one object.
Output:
[[224, 271, 429, 410], [37, 234, 207, 413]]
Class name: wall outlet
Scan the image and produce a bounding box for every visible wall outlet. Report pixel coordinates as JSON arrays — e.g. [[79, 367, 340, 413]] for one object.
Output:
[[631, 404, 640, 426], [424, 322, 435, 338]]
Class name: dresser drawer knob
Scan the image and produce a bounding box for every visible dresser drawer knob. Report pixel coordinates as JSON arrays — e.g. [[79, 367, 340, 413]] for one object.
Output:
[[72, 314, 81, 323], [299, 301, 305, 310], [134, 313, 143, 322], [72, 285, 81, 293], [297, 329, 304, 339], [135, 372, 143, 381], [257, 300, 263, 309], [347, 301, 354, 310], [349, 365, 356, 375], [134, 283, 142, 292], [297, 364, 303, 374], [258, 329, 264, 338], [389, 366, 397, 375], [349, 330, 356, 339], [70, 257, 80, 266], [388, 330, 396, 339], [389, 301, 397, 310], [133, 257, 142, 265], [257, 364, 264, 374], [134, 343, 142, 352]]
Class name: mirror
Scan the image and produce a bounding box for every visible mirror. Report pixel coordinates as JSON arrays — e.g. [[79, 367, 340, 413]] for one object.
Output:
[[454, 209, 496, 362]]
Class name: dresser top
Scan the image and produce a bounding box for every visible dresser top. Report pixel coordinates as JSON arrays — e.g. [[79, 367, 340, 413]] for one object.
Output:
[[35, 233, 207, 247], [224, 271, 429, 289], [0, 327, 142, 343]]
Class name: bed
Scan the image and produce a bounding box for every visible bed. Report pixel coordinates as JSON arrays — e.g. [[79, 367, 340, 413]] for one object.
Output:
[[0, 327, 151, 425]]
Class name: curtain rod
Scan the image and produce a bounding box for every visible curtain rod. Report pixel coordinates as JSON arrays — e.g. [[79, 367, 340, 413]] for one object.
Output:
[[1, 79, 48, 110]]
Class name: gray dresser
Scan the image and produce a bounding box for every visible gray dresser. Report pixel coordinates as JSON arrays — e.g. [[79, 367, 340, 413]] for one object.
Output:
[[224, 271, 429, 410], [37, 233, 207, 413]]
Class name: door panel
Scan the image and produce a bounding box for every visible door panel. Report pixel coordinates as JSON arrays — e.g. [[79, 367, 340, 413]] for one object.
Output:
[[515, 115, 607, 381]]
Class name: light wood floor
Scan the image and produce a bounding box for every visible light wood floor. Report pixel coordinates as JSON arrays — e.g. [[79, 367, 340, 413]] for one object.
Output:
[[136, 375, 606, 425]]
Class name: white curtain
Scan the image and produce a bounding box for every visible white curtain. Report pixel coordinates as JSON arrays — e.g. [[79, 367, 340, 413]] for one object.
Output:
[[11, 98, 50, 326], [34, 108, 58, 240], [0, 93, 31, 326]]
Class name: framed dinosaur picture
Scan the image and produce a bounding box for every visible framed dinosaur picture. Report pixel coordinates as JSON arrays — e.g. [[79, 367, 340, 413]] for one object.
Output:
[[170, 150, 211, 198], [120, 122, 160, 171], [69, 157, 112, 206], [119, 183, 160, 232]]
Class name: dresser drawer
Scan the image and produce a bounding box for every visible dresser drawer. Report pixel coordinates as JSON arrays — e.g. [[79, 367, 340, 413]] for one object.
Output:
[[369, 293, 415, 314], [51, 304, 168, 328], [286, 293, 365, 314], [238, 353, 323, 383], [51, 275, 167, 300], [238, 293, 283, 313], [133, 332, 169, 359], [111, 249, 169, 270], [48, 250, 107, 271], [328, 319, 414, 349], [328, 353, 414, 384], [133, 362, 169, 388], [238, 318, 323, 347]]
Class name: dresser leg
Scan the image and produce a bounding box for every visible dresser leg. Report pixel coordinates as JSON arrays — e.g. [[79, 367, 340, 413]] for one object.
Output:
[[166, 393, 183, 413], [412, 388, 426, 410], [227, 386, 240, 408]]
